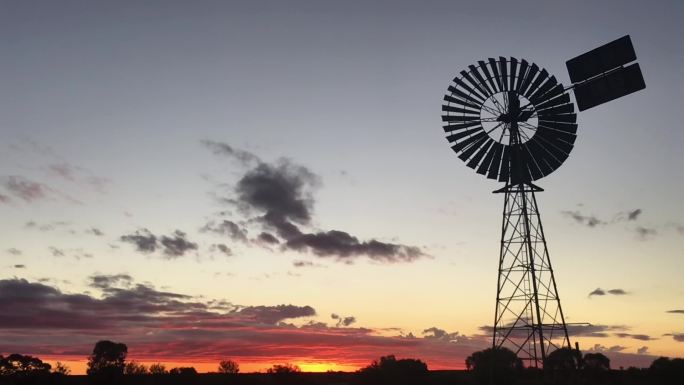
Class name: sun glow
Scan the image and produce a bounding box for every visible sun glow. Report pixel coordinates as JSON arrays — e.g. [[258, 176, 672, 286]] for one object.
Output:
[[295, 361, 360, 373]]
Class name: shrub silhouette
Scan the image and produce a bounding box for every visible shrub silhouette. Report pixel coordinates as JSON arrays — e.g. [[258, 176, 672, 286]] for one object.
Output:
[[359, 355, 428, 385], [169, 366, 198, 375], [124, 360, 148, 375], [465, 347, 522, 385], [267, 363, 301, 374], [582, 352, 610, 370], [650, 357, 684, 385], [218, 359, 240, 374], [148, 363, 167, 375]]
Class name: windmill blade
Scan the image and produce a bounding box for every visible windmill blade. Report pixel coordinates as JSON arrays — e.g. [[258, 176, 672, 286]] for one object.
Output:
[[535, 93, 570, 111], [467, 138, 494, 169], [521, 143, 544, 180], [524, 69, 549, 98], [477, 142, 499, 175], [442, 105, 481, 115], [532, 84, 565, 106], [535, 129, 574, 154], [447, 85, 483, 106], [458, 134, 490, 161], [515, 59, 530, 92], [538, 120, 577, 134], [443, 120, 481, 133], [489, 58, 504, 91], [487, 143, 504, 180], [446, 126, 482, 142], [443, 95, 481, 111], [469, 65, 494, 97], [498, 57, 509, 91], [498, 146, 511, 182], [529, 76, 558, 103], [509, 58, 518, 91], [459, 71, 489, 101], [451, 131, 486, 153], [537, 103, 574, 117], [519, 63, 539, 96], [539, 113, 577, 124], [442, 115, 480, 123], [526, 139, 555, 176], [478, 60, 499, 93]]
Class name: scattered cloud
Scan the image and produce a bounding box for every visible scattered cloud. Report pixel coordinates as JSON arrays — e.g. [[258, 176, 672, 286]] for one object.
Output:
[[12, 264, 26, 269], [85, 227, 104, 236], [25, 220, 71, 232], [666, 310, 684, 314], [257, 232, 279, 245], [49, 247, 66, 257], [211, 243, 233, 257], [588, 344, 627, 353], [562, 210, 605, 227], [6, 248, 22, 256], [201, 220, 248, 242], [627, 209, 642, 221], [635, 226, 657, 240], [637, 346, 649, 354], [589, 288, 629, 297], [201, 140, 261, 166], [120, 229, 157, 253], [88, 274, 133, 289], [1, 176, 50, 202], [159, 231, 198, 258], [614, 333, 654, 341], [331, 313, 356, 327], [663, 333, 684, 342]]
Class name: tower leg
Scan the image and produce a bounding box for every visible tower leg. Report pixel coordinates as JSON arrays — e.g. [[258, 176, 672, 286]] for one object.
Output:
[[492, 183, 571, 368]]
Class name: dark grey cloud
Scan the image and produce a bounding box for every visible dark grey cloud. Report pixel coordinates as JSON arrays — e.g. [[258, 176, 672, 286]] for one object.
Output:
[[257, 232, 280, 245], [422, 327, 463, 342], [637, 346, 649, 354], [666, 310, 684, 314], [6, 248, 22, 256], [292, 260, 318, 268], [13, 264, 26, 269], [478, 323, 625, 339], [589, 288, 628, 297], [589, 344, 627, 353], [85, 227, 104, 236], [286, 230, 425, 263], [237, 304, 316, 325], [120, 228, 157, 253], [201, 220, 248, 242], [201, 140, 260, 166], [235, 160, 318, 232], [614, 333, 654, 341], [89, 274, 133, 289], [208, 143, 426, 263], [159, 231, 198, 258]]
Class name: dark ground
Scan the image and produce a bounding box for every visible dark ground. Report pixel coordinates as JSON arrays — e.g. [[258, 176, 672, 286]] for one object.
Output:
[[0, 369, 678, 385]]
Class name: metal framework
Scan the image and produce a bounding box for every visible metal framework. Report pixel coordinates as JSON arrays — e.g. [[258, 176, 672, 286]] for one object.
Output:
[[492, 182, 570, 367]]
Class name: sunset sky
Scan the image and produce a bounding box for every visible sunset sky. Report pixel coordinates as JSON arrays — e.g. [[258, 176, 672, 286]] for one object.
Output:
[[1, 0, 683, 374]]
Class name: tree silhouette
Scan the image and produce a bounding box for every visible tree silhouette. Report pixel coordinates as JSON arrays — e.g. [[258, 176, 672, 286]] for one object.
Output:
[[267, 363, 301, 374], [86, 340, 128, 380], [148, 363, 167, 375], [583, 352, 610, 370], [650, 357, 684, 385], [0, 354, 51, 376], [169, 366, 198, 375], [124, 360, 148, 375], [218, 359, 240, 374], [359, 355, 428, 385], [465, 347, 522, 385], [52, 362, 71, 376]]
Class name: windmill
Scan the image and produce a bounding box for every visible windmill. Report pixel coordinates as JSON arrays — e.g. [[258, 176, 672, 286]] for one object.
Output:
[[440, 36, 646, 367]]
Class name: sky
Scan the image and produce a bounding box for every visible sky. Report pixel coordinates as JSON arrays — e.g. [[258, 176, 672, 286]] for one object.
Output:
[[1, 0, 683, 374]]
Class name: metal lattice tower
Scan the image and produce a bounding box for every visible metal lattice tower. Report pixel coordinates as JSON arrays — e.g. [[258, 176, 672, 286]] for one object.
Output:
[[492, 183, 570, 367]]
